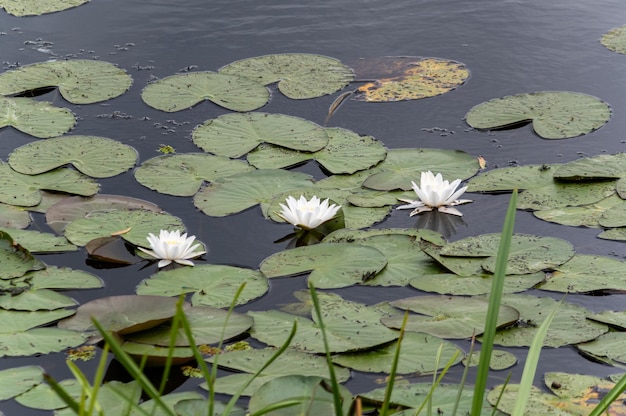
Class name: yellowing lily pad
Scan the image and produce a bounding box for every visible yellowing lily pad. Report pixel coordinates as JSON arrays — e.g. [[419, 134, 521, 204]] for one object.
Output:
[[0, 96, 75, 138], [192, 112, 329, 158], [352, 56, 469, 102], [465, 91, 611, 139], [0, 0, 88, 16], [219, 53, 354, 99], [602, 25, 626, 54], [0, 60, 132, 104], [141, 71, 269, 112], [8, 135, 138, 178], [134, 153, 254, 196]]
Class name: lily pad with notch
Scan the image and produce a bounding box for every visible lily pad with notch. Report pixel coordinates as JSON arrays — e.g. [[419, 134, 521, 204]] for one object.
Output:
[[141, 71, 269, 112], [465, 91, 611, 139], [136, 265, 268, 308], [0, 96, 75, 138], [134, 153, 255, 197], [218, 53, 354, 99], [192, 112, 329, 158], [0, 365, 43, 401], [247, 127, 387, 174], [259, 242, 388, 289], [352, 56, 469, 102], [0, 0, 89, 16], [0, 59, 132, 104]]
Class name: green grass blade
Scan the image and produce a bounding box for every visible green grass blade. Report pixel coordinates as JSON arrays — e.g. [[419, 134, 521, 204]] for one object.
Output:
[[471, 190, 518, 416], [490, 372, 512, 416], [248, 399, 302, 416], [379, 311, 408, 416], [412, 347, 462, 416], [42, 373, 81, 414], [588, 373, 626, 416], [452, 334, 476, 416]]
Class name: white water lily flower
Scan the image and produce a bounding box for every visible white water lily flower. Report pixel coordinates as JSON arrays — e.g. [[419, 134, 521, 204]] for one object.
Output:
[[138, 229, 206, 268], [396, 171, 472, 216], [277, 195, 341, 230]]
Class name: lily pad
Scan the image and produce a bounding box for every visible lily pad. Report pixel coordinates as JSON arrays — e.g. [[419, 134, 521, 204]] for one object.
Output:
[[0, 231, 46, 280], [467, 164, 558, 193], [553, 153, 626, 181], [361, 148, 479, 191], [353, 56, 469, 102], [598, 227, 626, 241], [382, 296, 519, 338], [539, 254, 626, 293], [192, 112, 329, 158], [8, 135, 138, 178], [534, 194, 623, 228], [141, 71, 269, 112], [0, 60, 132, 104], [602, 25, 626, 54], [465, 91, 611, 139], [0, 288, 76, 311], [488, 294, 607, 347], [248, 299, 398, 353], [63, 208, 186, 247], [331, 332, 464, 374], [136, 265, 269, 308], [409, 272, 545, 296], [57, 295, 178, 335], [440, 233, 575, 275], [463, 349, 517, 370], [206, 348, 350, 396], [516, 180, 616, 211], [577, 331, 626, 366], [259, 242, 388, 289], [134, 153, 254, 197], [193, 169, 314, 217], [417, 234, 485, 276], [0, 162, 99, 207], [0, 308, 86, 357], [248, 375, 353, 416], [0, 0, 88, 16], [0, 227, 76, 253], [247, 127, 387, 174], [0, 96, 75, 138], [0, 365, 43, 400], [15, 379, 82, 410], [0, 202, 31, 228], [55, 381, 142, 416], [587, 310, 626, 330], [125, 305, 253, 346], [9, 266, 103, 291], [45, 194, 162, 234], [219, 53, 354, 99]]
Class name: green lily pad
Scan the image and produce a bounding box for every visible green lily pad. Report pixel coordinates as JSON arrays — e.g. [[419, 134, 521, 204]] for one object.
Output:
[[174, 399, 246, 416], [0, 96, 75, 138], [465, 91, 611, 139], [248, 375, 353, 416], [119, 341, 195, 365], [219, 53, 354, 99], [553, 153, 626, 180], [588, 310, 626, 330], [259, 242, 388, 289], [467, 164, 558, 192], [0, 0, 88, 16], [440, 233, 575, 274], [9, 135, 137, 178], [409, 272, 545, 296], [0, 288, 76, 311], [0, 309, 86, 357], [0, 365, 43, 400], [0, 202, 31, 228], [362, 148, 479, 191], [516, 180, 616, 211], [248, 299, 398, 353], [538, 254, 626, 293], [9, 266, 103, 291], [248, 127, 387, 174], [487, 384, 580, 416], [125, 305, 253, 346], [134, 153, 254, 197], [45, 194, 162, 234], [206, 348, 350, 396], [488, 294, 607, 347], [0, 162, 98, 207], [193, 169, 314, 217], [15, 379, 82, 410], [463, 349, 517, 370], [417, 232, 485, 276], [602, 25, 626, 54], [534, 194, 623, 228], [141, 71, 269, 112], [132, 391, 204, 416], [192, 112, 329, 158], [346, 188, 414, 208], [0, 227, 76, 253], [0, 231, 45, 280], [577, 332, 626, 366], [57, 295, 178, 335], [63, 208, 186, 246], [332, 332, 463, 374], [25, 191, 73, 214], [382, 296, 519, 338], [353, 56, 469, 102], [55, 381, 142, 416], [136, 265, 268, 308], [0, 60, 132, 104], [598, 227, 626, 241]]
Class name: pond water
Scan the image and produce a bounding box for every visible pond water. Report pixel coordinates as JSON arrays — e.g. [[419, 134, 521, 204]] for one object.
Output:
[[2, 0, 626, 414]]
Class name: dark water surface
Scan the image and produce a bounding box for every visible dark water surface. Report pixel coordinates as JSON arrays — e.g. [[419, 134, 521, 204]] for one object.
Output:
[[2, 0, 626, 414]]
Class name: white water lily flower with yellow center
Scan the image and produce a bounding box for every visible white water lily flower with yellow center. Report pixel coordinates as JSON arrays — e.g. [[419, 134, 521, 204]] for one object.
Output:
[[396, 171, 472, 216], [278, 195, 341, 230], [138, 229, 206, 268]]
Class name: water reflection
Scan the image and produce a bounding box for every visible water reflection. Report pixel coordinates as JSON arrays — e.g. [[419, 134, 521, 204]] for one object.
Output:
[[412, 210, 467, 239]]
